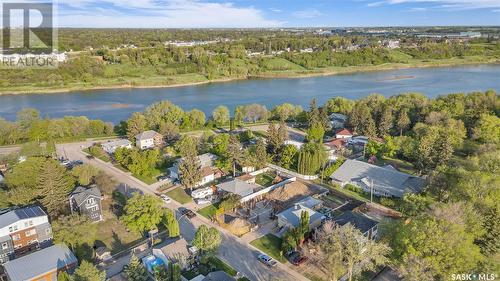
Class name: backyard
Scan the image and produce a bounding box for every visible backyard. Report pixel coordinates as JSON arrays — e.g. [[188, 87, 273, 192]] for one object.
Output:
[[255, 172, 276, 187], [249, 234, 286, 263]]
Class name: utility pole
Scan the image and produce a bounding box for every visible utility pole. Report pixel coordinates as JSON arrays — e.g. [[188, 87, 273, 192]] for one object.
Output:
[[370, 179, 373, 203]]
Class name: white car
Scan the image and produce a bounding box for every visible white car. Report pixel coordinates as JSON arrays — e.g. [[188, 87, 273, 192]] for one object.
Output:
[[195, 196, 212, 205], [160, 194, 171, 204]]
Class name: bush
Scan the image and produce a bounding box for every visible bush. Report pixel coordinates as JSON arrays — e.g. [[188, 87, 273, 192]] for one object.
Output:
[[345, 184, 363, 193]]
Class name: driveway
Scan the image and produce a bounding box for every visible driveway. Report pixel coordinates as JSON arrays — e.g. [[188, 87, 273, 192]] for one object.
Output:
[[56, 141, 307, 281]]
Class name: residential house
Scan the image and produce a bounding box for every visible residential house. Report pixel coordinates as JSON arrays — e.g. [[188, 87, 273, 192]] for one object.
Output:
[[101, 139, 132, 154], [69, 186, 103, 222], [277, 203, 326, 231], [329, 113, 348, 129], [216, 179, 260, 198], [236, 174, 256, 184], [169, 153, 220, 187], [333, 211, 379, 240], [2, 244, 77, 281], [135, 130, 163, 150], [296, 196, 323, 210], [0, 206, 53, 264], [335, 128, 353, 139], [330, 159, 425, 198]]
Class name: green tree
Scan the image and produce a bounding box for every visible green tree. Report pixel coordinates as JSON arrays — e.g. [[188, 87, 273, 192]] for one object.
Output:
[[378, 105, 393, 137], [297, 143, 327, 175], [278, 145, 298, 169], [192, 225, 222, 255], [267, 121, 288, 157], [174, 135, 198, 157], [391, 215, 483, 280], [473, 114, 500, 144], [144, 101, 184, 129], [212, 105, 230, 126], [306, 122, 325, 143], [122, 193, 165, 234], [127, 112, 147, 140], [227, 135, 243, 176], [349, 102, 376, 137], [53, 215, 97, 256], [57, 271, 71, 281], [178, 153, 202, 190], [71, 164, 99, 186], [73, 261, 106, 281], [162, 209, 180, 237], [253, 139, 268, 169], [123, 254, 148, 281], [396, 108, 411, 136], [36, 159, 74, 217]]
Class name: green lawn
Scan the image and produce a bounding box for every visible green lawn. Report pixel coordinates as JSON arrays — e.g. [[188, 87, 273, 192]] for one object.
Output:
[[165, 188, 192, 204], [84, 147, 111, 162], [250, 234, 286, 263], [182, 256, 237, 280], [96, 216, 142, 254], [197, 202, 220, 219], [255, 173, 275, 187], [132, 168, 161, 185]]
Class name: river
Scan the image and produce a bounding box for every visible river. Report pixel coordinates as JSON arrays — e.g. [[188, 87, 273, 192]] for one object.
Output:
[[0, 64, 499, 123]]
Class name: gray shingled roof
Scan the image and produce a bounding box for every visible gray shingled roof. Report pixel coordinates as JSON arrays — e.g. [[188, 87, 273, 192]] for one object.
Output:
[[135, 130, 160, 141], [70, 186, 101, 206], [330, 159, 425, 197], [0, 206, 47, 229], [333, 211, 378, 234], [277, 204, 325, 228], [217, 179, 257, 197], [3, 244, 77, 281], [101, 139, 131, 148]]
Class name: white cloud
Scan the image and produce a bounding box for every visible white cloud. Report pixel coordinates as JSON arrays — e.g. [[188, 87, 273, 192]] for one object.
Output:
[[293, 8, 323, 19], [1, 0, 283, 28], [368, 0, 500, 10]]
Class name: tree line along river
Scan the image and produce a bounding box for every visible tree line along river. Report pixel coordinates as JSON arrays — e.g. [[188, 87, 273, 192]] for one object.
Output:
[[0, 64, 499, 124]]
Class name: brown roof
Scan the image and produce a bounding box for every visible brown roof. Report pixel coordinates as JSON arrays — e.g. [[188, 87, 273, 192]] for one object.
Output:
[[325, 138, 348, 149], [237, 174, 255, 181], [201, 166, 214, 177], [335, 128, 353, 136]]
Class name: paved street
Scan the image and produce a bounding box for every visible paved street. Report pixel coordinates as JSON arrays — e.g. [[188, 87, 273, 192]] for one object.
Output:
[[56, 141, 308, 281]]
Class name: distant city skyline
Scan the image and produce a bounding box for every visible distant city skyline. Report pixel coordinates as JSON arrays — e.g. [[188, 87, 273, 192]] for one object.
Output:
[[4, 0, 500, 28]]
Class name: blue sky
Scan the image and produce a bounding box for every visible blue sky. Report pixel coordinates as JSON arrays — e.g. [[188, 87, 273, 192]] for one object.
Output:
[[44, 0, 500, 27]]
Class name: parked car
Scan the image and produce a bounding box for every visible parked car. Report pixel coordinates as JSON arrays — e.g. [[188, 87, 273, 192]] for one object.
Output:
[[73, 160, 84, 165], [160, 194, 171, 204], [195, 196, 212, 205], [257, 253, 277, 267], [287, 251, 307, 266], [180, 207, 196, 219], [157, 175, 172, 183]]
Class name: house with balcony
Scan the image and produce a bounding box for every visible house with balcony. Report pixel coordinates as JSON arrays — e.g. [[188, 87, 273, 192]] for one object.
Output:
[[69, 186, 103, 222], [0, 206, 53, 264]]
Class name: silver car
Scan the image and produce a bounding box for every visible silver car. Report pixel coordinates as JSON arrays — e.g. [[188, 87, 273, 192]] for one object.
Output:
[[257, 253, 277, 267]]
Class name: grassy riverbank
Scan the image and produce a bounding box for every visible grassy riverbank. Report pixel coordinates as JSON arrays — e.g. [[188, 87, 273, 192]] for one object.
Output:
[[0, 55, 498, 95]]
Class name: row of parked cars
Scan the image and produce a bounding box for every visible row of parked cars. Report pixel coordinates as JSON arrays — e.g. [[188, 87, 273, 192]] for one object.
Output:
[[257, 250, 307, 268]]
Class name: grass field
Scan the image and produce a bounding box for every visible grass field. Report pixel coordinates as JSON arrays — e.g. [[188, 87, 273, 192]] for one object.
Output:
[[166, 187, 192, 204], [197, 202, 220, 219], [255, 173, 275, 187], [96, 216, 142, 254], [250, 234, 286, 263]]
